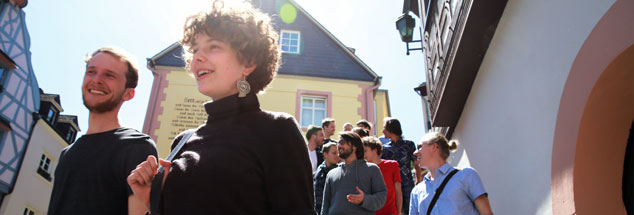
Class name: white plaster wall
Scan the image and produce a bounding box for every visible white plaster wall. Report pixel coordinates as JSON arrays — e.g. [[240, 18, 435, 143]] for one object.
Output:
[[447, 0, 615, 214], [0, 120, 68, 215]]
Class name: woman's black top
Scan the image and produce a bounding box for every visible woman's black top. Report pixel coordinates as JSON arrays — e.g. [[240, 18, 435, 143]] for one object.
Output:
[[160, 93, 316, 214]]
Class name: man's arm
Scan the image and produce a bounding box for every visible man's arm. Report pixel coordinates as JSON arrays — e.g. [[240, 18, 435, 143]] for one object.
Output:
[[464, 168, 491, 214], [474, 194, 493, 215], [359, 167, 387, 211], [394, 182, 402, 214]]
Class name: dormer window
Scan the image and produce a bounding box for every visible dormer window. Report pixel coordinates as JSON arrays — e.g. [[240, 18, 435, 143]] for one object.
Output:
[[0, 49, 16, 92], [55, 115, 80, 144], [65, 127, 76, 143], [280, 30, 301, 54], [0, 69, 7, 92], [46, 107, 58, 124], [39, 93, 63, 125]]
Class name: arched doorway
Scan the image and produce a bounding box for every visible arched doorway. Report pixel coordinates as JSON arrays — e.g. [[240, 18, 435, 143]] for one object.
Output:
[[623, 120, 634, 213], [551, 0, 634, 213], [572, 45, 633, 214]]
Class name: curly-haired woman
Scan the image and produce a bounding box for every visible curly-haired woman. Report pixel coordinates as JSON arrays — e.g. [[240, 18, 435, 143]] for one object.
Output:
[[127, 2, 315, 214]]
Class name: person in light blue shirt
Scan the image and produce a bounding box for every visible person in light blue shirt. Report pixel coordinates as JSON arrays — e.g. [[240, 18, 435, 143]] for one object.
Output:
[[409, 131, 493, 215]]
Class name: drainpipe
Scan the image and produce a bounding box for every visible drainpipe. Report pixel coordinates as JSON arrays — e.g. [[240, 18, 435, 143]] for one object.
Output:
[[143, 59, 161, 138], [365, 77, 381, 136]]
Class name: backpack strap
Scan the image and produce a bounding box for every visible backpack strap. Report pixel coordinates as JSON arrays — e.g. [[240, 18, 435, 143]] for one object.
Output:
[[426, 169, 460, 215], [149, 129, 195, 214]]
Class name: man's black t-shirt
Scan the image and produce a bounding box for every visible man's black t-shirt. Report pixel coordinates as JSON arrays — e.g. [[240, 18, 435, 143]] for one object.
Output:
[[48, 128, 158, 215]]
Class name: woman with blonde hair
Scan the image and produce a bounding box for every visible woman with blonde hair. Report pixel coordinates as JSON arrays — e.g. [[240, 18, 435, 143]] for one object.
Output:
[[410, 131, 493, 215]]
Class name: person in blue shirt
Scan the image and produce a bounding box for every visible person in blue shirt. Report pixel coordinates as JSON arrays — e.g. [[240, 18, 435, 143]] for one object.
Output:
[[381, 118, 422, 215], [409, 131, 493, 215]]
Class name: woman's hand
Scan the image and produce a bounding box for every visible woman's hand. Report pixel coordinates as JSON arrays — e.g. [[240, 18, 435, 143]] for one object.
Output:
[[127, 156, 173, 207]]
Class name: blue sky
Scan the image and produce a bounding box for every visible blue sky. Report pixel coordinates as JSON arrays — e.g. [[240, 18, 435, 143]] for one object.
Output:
[[24, 0, 427, 143]]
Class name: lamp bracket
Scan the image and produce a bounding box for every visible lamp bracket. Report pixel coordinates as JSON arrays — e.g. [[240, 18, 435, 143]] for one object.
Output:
[[405, 40, 423, 55]]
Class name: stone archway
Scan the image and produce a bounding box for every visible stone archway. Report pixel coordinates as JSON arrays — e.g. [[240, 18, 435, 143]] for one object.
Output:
[[551, 0, 634, 213]]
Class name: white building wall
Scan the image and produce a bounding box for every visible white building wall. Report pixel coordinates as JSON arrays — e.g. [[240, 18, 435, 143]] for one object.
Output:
[[0, 119, 67, 215], [446, 0, 616, 214]]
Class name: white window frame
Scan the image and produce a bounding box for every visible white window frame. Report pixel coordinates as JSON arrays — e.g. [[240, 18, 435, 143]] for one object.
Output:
[[65, 127, 76, 143], [38, 154, 51, 173], [299, 96, 327, 128], [23, 207, 37, 215], [280, 30, 301, 54], [46, 107, 58, 124]]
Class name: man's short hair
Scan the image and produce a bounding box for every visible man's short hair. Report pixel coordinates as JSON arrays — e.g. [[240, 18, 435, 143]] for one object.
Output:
[[339, 132, 364, 160], [322, 118, 335, 128], [321, 142, 336, 154], [352, 127, 369, 137], [180, 3, 280, 94], [362, 136, 383, 156], [85, 46, 139, 89], [305, 125, 323, 141], [356, 119, 372, 131]]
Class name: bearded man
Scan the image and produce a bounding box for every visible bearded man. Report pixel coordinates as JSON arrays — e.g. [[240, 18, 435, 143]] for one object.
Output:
[[320, 132, 387, 215], [48, 47, 158, 215]]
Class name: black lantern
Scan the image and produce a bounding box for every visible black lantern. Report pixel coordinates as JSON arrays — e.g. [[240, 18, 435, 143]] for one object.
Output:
[[396, 13, 415, 42], [395, 13, 422, 55]]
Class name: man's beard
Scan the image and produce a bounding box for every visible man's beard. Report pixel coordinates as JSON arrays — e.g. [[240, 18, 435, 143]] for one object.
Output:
[[338, 147, 352, 159], [83, 92, 124, 113]]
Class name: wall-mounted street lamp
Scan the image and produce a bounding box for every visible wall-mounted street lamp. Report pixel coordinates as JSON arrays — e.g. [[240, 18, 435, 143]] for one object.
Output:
[[395, 13, 422, 55]]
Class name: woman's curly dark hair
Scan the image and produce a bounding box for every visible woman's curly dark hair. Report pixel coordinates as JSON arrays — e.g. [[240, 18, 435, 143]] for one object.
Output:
[[180, 2, 280, 94]]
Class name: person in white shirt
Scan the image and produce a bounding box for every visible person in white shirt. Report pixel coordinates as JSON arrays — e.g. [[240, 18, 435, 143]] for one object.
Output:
[[306, 125, 325, 172]]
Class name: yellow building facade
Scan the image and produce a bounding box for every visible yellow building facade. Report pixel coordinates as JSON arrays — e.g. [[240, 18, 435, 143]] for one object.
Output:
[[143, 64, 391, 158]]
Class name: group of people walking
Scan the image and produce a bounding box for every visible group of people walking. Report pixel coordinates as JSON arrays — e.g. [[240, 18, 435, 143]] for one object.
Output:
[[45, 1, 492, 215], [307, 116, 492, 215]]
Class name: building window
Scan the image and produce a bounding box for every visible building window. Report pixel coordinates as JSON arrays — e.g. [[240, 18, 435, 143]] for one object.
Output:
[[37, 154, 52, 181], [0, 69, 6, 91], [45, 107, 58, 124], [23, 208, 36, 215], [300, 96, 327, 128], [280, 30, 300, 54], [65, 127, 76, 143]]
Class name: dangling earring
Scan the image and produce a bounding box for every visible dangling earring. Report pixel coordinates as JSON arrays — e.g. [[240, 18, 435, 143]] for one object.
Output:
[[237, 76, 251, 97]]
